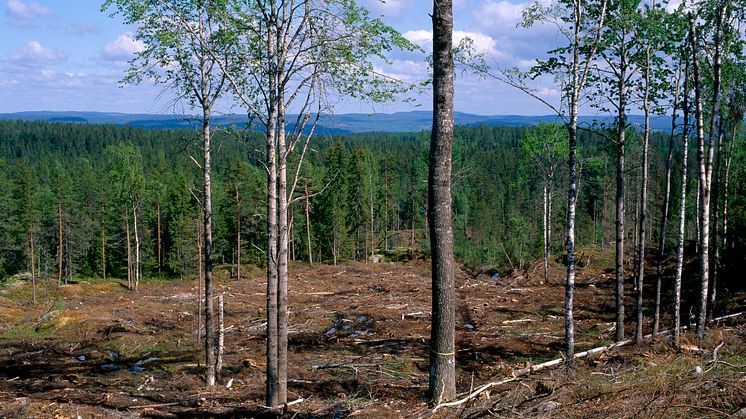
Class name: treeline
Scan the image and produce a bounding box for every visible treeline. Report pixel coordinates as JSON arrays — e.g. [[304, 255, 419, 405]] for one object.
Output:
[[2, 119, 742, 281]]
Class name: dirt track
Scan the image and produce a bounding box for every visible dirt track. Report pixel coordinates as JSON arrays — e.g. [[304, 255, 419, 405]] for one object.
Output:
[[0, 256, 744, 418]]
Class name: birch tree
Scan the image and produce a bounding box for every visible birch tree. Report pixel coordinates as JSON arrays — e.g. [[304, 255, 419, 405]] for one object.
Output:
[[212, 0, 415, 407], [521, 0, 608, 363], [103, 0, 229, 386]]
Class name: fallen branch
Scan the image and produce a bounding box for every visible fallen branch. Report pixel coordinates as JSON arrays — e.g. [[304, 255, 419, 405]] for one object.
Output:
[[502, 318, 534, 324], [129, 401, 180, 409], [429, 311, 746, 414], [704, 342, 725, 373], [312, 362, 380, 371]]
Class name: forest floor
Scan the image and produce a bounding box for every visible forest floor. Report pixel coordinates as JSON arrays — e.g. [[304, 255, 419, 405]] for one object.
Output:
[[0, 249, 745, 418]]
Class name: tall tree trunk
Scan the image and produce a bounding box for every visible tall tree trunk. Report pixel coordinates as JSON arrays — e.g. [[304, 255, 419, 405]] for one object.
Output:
[[615, 84, 626, 343], [265, 96, 280, 408], [126, 213, 132, 290], [133, 203, 140, 292], [370, 172, 375, 260], [654, 71, 681, 336], [216, 294, 224, 381], [691, 7, 724, 340], [543, 182, 549, 283], [157, 202, 161, 274], [58, 201, 63, 286], [197, 218, 203, 351], [636, 52, 652, 342], [305, 182, 313, 265], [695, 174, 700, 251], [723, 122, 736, 251], [428, 0, 456, 404], [235, 187, 241, 281], [30, 231, 36, 305], [674, 69, 690, 345], [709, 121, 724, 321], [277, 106, 289, 405], [101, 223, 106, 280], [202, 113, 216, 387]]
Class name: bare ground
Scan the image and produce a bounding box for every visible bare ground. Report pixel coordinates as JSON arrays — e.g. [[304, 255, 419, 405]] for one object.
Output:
[[0, 251, 744, 418]]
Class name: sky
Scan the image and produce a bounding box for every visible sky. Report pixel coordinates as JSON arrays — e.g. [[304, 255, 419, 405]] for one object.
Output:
[[0, 0, 569, 116]]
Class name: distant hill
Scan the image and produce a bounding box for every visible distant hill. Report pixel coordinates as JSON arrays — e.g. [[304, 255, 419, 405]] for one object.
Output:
[[0, 110, 676, 133]]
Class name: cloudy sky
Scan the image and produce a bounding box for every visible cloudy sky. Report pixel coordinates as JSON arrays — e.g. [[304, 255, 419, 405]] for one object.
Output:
[[0, 0, 566, 115]]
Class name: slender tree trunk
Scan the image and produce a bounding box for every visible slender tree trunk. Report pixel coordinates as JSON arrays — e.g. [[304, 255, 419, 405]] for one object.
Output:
[[101, 224, 106, 280], [277, 107, 289, 405], [428, 0, 456, 404], [384, 174, 390, 251], [709, 123, 724, 321], [265, 96, 280, 408], [695, 175, 700, 251], [615, 99, 626, 342], [236, 188, 241, 281], [654, 72, 680, 336], [543, 182, 549, 283], [723, 122, 736, 251], [691, 8, 724, 340], [547, 185, 554, 258], [636, 56, 652, 342], [305, 182, 313, 265], [216, 294, 224, 381], [133, 203, 140, 292], [157, 202, 161, 274], [674, 63, 690, 345], [673, 143, 689, 343], [126, 213, 132, 290], [197, 218, 203, 352], [601, 189, 607, 250], [201, 113, 216, 387], [30, 232, 36, 305], [58, 201, 63, 286]]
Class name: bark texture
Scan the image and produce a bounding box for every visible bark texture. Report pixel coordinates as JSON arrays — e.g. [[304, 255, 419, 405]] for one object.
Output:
[[428, 0, 456, 404]]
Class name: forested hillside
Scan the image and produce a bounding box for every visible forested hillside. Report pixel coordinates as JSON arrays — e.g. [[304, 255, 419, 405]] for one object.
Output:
[[2, 119, 742, 282]]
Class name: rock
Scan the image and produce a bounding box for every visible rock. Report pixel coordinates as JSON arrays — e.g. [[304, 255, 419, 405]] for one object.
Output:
[[537, 401, 561, 412], [368, 254, 384, 263], [7, 272, 32, 282], [693, 365, 703, 375], [733, 407, 746, 417]]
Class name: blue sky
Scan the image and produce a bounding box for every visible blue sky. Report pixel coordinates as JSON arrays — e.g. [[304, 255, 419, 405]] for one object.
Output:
[[0, 0, 566, 115]]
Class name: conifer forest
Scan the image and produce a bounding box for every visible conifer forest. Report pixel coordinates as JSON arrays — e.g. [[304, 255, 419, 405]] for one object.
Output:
[[1, 0, 746, 417]]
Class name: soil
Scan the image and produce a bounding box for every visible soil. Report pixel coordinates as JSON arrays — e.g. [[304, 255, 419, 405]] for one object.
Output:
[[0, 251, 744, 418]]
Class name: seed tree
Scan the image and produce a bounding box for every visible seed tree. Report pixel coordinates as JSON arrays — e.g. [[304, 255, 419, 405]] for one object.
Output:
[[631, 1, 670, 342], [103, 0, 229, 387], [503, 0, 609, 364], [429, 0, 456, 404], [688, 0, 733, 339], [651, 8, 689, 337], [200, 0, 416, 407], [589, 0, 645, 343]]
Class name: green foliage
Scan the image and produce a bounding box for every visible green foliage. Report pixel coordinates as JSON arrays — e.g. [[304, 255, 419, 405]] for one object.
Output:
[[0, 118, 744, 278]]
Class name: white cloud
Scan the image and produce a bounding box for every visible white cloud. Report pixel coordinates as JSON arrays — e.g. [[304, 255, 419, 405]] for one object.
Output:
[[5, 0, 51, 19], [65, 22, 98, 35], [473, 0, 525, 32], [7, 40, 67, 63], [103, 32, 145, 60], [404, 29, 499, 56]]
